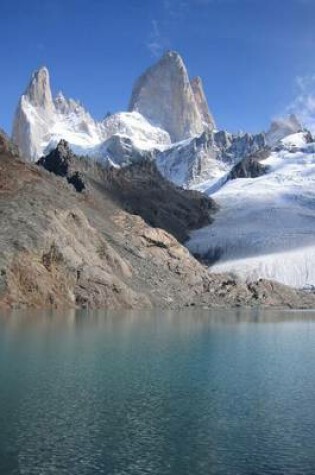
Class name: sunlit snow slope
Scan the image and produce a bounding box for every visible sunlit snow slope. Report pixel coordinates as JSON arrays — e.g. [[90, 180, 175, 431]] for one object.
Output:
[[12, 68, 171, 162], [187, 132, 315, 289]]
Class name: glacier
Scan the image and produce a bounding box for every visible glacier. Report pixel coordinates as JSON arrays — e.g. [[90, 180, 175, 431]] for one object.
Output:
[[187, 132, 315, 289]]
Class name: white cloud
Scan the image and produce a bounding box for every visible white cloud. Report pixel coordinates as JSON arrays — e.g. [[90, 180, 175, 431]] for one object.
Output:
[[288, 75, 315, 132], [147, 20, 164, 58]]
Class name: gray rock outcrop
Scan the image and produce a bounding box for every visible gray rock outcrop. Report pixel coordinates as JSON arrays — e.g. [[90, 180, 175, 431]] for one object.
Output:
[[37, 140, 87, 192], [227, 149, 270, 180]]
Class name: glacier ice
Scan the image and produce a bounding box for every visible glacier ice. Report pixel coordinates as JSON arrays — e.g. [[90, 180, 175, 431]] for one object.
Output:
[[187, 132, 315, 289]]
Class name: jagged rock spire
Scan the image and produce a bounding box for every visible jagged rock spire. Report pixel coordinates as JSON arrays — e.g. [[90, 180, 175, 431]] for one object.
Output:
[[12, 66, 55, 160], [190, 76, 216, 130], [24, 66, 54, 111], [129, 51, 214, 142]]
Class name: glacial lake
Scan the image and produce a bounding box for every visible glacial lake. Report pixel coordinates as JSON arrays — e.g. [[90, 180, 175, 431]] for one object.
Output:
[[0, 309, 314, 475]]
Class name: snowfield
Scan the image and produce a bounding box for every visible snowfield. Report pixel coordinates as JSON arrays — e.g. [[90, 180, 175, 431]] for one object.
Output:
[[187, 133, 315, 289], [41, 110, 171, 159]]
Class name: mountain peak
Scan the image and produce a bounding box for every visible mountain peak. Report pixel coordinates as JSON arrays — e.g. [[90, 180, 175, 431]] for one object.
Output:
[[25, 66, 54, 111], [160, 50, 184, 64], [128, 52, 213, 142], [191, 75, 202, 85]]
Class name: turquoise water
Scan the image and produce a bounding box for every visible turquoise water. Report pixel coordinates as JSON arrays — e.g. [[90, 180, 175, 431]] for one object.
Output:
[[0, 310, 314, 475]]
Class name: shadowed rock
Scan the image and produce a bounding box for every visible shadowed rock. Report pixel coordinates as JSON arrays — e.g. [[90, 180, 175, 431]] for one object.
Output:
[[37, 140, 87, 192], [38, 142, 217, 242], [99, 159, 218, 242], [228, 150, 270, 180]]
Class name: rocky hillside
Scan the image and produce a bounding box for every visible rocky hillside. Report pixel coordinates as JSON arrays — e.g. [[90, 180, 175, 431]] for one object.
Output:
[[1, 132, 315, 310], [99, 161, 217, 242], [38, 140, 218, 242]]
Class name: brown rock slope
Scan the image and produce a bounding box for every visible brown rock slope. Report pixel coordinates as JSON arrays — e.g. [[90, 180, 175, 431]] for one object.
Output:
[[1, 135, 315, 310]]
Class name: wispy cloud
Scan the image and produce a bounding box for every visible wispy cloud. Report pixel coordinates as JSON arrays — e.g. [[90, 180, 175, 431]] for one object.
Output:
[[146, 0, 236, 58], [147, 20, 165, 58], [288, 75, 315, 132]]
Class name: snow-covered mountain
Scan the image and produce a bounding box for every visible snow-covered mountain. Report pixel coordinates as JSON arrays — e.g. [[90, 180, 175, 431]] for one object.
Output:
[[12, 66, 171, 162], [12, 51, 218, 163], [187, 131, 315, 289], [12, 52, 266, 186]]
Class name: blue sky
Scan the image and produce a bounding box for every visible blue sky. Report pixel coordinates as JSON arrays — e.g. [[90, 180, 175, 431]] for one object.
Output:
[[1, 0, 315, 134]]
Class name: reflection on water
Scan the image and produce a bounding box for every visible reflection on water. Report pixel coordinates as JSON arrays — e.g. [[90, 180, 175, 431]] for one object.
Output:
[[0, 309, 315, 475]]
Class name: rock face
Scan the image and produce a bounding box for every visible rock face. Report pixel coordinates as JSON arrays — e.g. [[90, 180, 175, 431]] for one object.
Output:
[[129, 51, 214, 142], [191, 76, 216, 130], [37, 140, 87, 192], [156, 129, 267, 187], [38, 139, 75, 177], [24, 67, 54, 111], [100, 134, 154, 167], [228, 150, 270, 180]]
